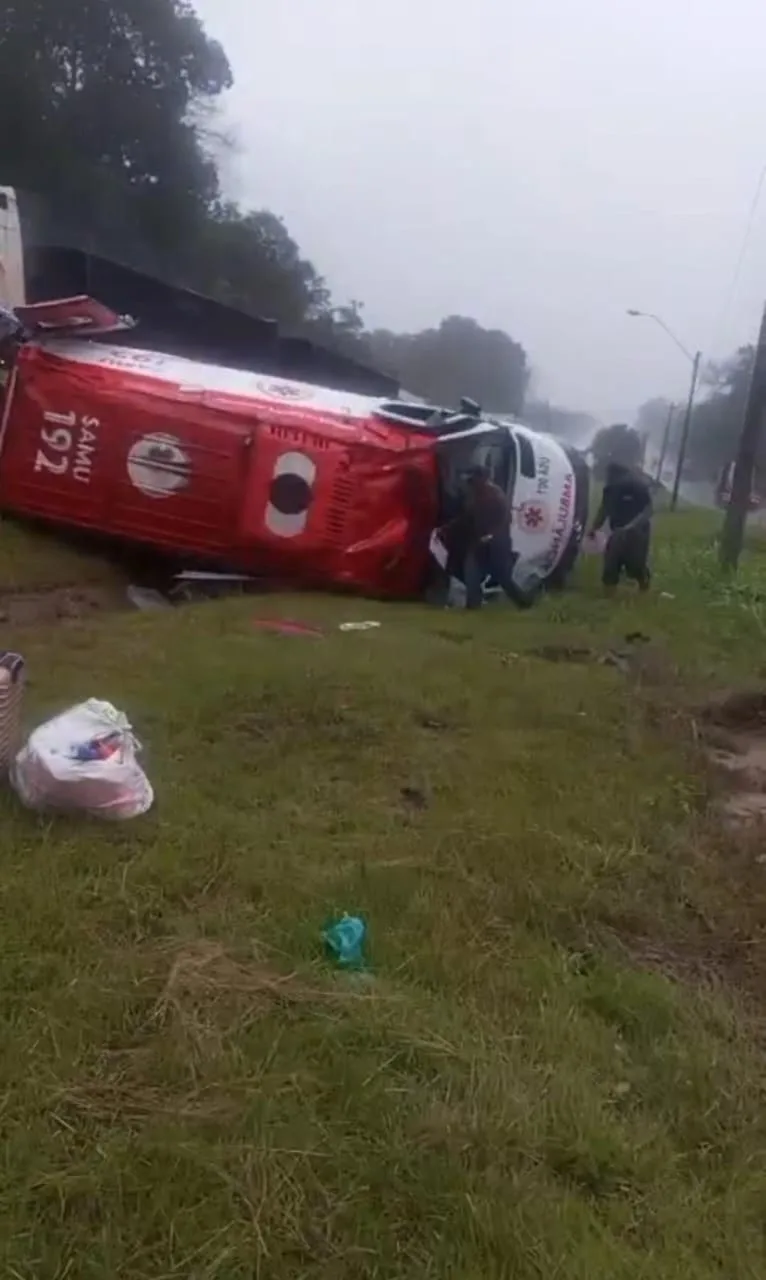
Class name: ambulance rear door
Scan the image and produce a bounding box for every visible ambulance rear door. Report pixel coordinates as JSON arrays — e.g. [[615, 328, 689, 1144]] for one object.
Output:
[[0, 341, 252, 559]]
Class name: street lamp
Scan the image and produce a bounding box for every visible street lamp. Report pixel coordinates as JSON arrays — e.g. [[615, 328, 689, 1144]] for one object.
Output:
[[626, 309, 701, 510]]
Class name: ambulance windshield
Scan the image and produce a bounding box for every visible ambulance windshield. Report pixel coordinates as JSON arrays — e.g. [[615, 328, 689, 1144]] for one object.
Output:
[[436, 428, 516, 520]]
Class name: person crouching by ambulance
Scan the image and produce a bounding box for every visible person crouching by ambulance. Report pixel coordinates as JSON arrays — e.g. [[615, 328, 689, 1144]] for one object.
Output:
[[588, 461, 652, 595], [443, 465, 541, 610]]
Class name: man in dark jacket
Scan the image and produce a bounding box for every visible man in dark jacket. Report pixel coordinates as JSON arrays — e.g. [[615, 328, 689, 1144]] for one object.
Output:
[[589, 462, 652, 595], [442, 465, 540, 609]]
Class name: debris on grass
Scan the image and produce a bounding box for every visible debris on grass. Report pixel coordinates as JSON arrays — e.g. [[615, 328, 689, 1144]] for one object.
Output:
[[338, 620, 381, 632], [127, 584, 172, 611], [251, 618, 324, 637], [414, 711, 457, 733], [4, 506, 766, 1275], [11, 698, 153, 819], [321, 915, 367, 969]]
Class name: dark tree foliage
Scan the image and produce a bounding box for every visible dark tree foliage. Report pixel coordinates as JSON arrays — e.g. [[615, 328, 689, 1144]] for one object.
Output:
[[524, 401, 598, 446], [0, 0, 230, 250], [685, 347, 753, 481], [634, 397, 673, 443], [197, 203, 332, 328], [635, 349, 761, 484], [0, 0, 531, 389], [590, 423, 644, 477], [368, 316, 529, 414]]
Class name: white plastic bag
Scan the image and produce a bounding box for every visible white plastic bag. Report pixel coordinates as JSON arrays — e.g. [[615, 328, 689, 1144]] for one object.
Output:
[[11, 699, 153, 820]]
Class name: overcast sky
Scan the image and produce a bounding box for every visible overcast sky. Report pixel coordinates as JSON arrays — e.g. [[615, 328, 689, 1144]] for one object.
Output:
[[194, 0, 766, 422]]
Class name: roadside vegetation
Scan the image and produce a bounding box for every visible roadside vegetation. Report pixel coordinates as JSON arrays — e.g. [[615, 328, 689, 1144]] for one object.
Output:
[[0, 506, 764, 1278]]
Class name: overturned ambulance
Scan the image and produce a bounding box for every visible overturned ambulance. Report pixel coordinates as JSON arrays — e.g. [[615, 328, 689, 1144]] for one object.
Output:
[[0, 296, 588, 599]]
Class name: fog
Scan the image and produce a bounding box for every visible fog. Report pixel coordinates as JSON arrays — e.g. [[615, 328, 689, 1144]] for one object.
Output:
[[194, 0, 766, 422]]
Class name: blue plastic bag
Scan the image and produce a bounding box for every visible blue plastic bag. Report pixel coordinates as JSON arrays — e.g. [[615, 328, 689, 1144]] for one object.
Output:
[[321, 914, 366, 968]]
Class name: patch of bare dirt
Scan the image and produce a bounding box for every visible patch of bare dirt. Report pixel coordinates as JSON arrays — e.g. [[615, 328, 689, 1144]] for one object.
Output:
[[701, 688, 766, 733], [0, 583, 126, 626], [400, 784, 429, 812], [583, 687, 766, 1014], [617, 929, 759, 992], [700, 690, 766, 828], [602, 818, 766, 1016], [531, 643, 594, 664], [529, 636, 675, 684]]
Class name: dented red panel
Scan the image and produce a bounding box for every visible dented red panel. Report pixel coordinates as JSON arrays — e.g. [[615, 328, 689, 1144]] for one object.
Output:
[[328, 449, 437, 595]]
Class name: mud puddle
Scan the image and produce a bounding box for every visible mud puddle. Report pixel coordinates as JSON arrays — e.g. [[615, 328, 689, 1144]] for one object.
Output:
[[701, 691, 766, 827], [530, 633, 671, 682], [0, 583, 128, 626]]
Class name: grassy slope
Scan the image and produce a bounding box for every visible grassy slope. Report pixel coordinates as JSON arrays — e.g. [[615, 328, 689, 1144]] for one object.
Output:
[[0, 518, 127, 590], [0, 511, 765, 1278]]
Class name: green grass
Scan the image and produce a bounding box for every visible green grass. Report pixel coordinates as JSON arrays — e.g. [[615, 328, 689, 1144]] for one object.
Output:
[[0, 509, 765, 1278], [0, 517, 126, 590]]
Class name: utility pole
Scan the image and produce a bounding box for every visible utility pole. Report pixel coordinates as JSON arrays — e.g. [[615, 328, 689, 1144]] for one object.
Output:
[[720, 302, 766, 571], [670, 351, 701, 510], [655, 401, 674, 484]]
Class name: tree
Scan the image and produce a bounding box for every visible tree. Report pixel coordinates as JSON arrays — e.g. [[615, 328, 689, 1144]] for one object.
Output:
[[195, 203, 332, 327], [685, 347, 753, 481], [367, 316, 529, 413], [0, 1, 383, 342], [635, 397, 673, 442], [0, 2, 535, 385], [0, 0, 231, 253], [307, 299, 371, 356], [632, 397, 674, 476], [636, 349, 758, 485], [590, 423, 644, 477], [523, 401, 599, 446]]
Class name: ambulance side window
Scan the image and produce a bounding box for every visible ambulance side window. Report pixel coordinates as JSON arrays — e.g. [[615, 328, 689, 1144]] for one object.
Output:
[[438, 435, 515, 511], [516, 434, 536, 478], [468, 441, 504, 486]]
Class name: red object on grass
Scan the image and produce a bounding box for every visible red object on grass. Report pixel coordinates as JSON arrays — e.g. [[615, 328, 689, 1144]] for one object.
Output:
[[251, 618, 324, 637]]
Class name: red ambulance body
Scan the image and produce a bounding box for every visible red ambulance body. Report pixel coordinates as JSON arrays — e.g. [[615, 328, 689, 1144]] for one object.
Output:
[[0, 297, 588, 598], [0, 301, 437, 596]]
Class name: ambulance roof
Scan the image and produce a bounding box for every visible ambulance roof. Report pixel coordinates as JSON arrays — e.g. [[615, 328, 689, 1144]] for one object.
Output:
[[44, 339, 386, 420]]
